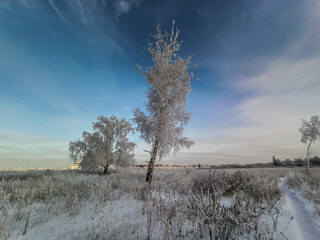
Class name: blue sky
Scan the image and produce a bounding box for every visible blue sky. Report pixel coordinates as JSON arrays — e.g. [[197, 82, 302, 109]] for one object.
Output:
[[0, 0, 319, 168]]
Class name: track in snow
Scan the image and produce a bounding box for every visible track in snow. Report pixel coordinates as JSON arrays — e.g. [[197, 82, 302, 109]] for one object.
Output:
[[279, 177, 320, 240]]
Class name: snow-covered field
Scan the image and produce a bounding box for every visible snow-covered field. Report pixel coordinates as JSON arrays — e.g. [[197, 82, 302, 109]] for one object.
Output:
[[0, 168, 319, 240]]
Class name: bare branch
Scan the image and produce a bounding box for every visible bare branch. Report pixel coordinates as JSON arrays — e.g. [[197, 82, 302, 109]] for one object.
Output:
[[143, 150, 152, 154]]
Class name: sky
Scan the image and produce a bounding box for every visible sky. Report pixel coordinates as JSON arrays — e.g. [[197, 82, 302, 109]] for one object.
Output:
[[0, 0, 319, 168]]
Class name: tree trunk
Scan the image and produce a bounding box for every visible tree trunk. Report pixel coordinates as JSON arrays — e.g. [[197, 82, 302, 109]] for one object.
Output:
[[146, 138, 160, 184], [103, 163, 109, 175], [306, 140, 312, 174], [146, 109, 163, 185]]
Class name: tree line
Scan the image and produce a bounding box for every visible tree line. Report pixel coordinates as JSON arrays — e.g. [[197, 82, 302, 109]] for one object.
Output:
[[272, 155, 320, 167]]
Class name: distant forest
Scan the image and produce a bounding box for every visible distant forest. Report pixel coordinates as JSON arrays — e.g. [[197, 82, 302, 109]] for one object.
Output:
[[135, 156, 320, 169], [272, 155, 320, 167]]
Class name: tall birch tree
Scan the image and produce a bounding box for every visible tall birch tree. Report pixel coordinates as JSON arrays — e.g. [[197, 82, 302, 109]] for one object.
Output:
[[133, 21, 196, 184], [299, 115, 320, 173]]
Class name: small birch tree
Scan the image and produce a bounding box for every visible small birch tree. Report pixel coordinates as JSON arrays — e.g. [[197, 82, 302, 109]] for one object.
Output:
[[132, 21, 196, 184], [299, 115, 320, 173], [69, 115, 136, 174]]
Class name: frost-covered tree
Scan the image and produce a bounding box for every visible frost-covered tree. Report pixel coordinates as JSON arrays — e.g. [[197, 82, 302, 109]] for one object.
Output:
[[299, 115, 320, 173], [69, 115, 136, 174], [132, 21, 196, 184]]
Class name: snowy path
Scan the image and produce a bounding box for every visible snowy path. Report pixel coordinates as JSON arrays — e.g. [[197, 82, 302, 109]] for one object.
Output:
[[279, 177, 320, 240]]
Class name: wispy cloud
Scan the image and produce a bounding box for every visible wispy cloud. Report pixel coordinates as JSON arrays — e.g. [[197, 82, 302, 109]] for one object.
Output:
[[219, 59, 320, 162], [15, 0, 140, 25], [48, 0, 140, 21], [112, 0, 140, 16], [197, 5, 213, 19], [48, 0, 67, 22]]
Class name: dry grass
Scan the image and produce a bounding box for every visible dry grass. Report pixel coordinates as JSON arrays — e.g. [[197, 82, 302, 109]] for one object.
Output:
[[0, 167, 311, 239]]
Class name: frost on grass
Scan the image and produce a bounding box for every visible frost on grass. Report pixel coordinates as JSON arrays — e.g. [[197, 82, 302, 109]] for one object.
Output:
[[0, 168, 311, 240], [286, 169, 320, 220]]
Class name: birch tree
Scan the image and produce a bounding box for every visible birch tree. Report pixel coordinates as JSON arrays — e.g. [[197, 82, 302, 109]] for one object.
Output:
[[132, 21, 196, 184], [69, 115, 136, 174], [299, 115, 320, 173]]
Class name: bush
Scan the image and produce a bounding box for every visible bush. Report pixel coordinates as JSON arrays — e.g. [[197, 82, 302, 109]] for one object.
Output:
[[310, 156, 320, 165], [284, 159, 293, 165], [272, 156, 282, 166], [294, 157, 306, 166]]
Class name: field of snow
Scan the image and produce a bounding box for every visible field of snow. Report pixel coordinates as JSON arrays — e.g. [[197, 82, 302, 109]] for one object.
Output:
[[0, 168, 319, 240]]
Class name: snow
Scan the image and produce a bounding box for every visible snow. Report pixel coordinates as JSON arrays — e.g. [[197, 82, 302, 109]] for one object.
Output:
[[2, 170, 320, 239], [219, 197, 232, 208], [6, 196, 146, 240], [278, 177, 320, 240]]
